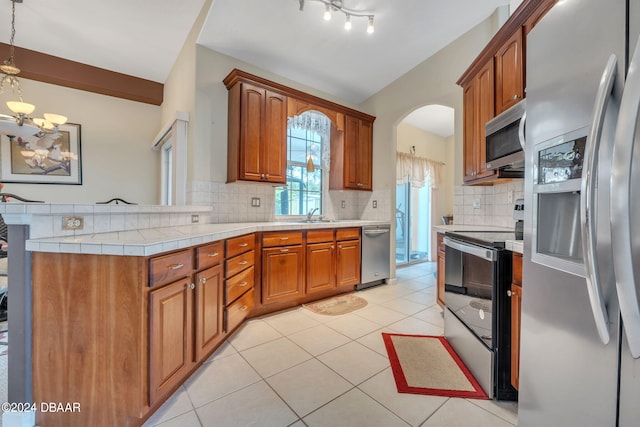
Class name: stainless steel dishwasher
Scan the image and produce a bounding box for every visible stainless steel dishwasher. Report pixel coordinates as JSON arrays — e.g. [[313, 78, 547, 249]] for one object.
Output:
[[358, 225, 391, 290]]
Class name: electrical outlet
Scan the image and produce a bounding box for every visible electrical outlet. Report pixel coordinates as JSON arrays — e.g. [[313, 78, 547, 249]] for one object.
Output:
[[341, 200, 346, 209], [251, 197, 261, 207], [372, 200, 377, 208], [62, 216, 84, 230], [473, 198, 481, 209], [191, 214, 199, 223]]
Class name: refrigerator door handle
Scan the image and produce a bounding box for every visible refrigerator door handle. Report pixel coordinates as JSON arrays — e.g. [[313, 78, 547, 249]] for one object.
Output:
[[612, 38, 640, 358], [518, 111, 526, 150], [580, 54, 617, 345]]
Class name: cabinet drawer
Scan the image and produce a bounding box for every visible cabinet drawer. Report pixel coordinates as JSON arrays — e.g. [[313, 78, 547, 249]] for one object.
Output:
[[226, 250, 255, 278], [263, 231, 303, 247], [226, 288, 254, 333], [336, 227, 360, 241], [307, 230, 334, 244], [196, 241, 224, 270], [226, 265, 254, 305], [149, 250, 193, 288], [513, 252, 523, 286], [226, 234, 255, 258]]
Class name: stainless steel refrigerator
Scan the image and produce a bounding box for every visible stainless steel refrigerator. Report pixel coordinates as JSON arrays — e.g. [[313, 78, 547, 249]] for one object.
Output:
[[521, 0, 640, 425]]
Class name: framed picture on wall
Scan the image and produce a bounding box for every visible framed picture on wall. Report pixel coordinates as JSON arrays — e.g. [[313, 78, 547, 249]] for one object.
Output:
[[0, 123, 82, 185]]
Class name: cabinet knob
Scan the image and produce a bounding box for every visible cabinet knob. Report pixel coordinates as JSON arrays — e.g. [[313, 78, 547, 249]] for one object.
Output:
[[507, 290, 512, 297], [189, 283, 195, 290], [513, 94, 521, 100], [200, 277, 207, 284]]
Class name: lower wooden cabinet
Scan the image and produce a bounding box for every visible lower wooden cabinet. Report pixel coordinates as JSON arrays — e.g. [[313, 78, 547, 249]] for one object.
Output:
[[336, 238, 360, 287], [194, 264, 224, 362], [511, 252, 523, 390], [149, 277, 194, 405], [307, 241, 336, 293], [436, 233, 446, 308], [262, 245, 305, 304]]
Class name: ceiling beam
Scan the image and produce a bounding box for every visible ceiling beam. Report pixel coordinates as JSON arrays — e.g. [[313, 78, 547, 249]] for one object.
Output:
[[0, 43, 164, 106]]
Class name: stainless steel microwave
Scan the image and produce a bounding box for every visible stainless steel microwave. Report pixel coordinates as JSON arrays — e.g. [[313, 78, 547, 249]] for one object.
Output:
[[485, 100, 526, 172]]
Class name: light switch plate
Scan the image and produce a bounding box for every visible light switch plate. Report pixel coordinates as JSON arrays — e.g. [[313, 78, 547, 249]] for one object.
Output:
[[372, 200, 377, 208], [251, 197, 261, 207], [62, 216, 84, 230], [341, 200, 346, 208], [191, 214, 199, 223], [473, 198, 481, 209]]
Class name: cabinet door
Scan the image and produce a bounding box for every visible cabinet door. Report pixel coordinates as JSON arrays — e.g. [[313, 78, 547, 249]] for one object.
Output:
[[336, 239, 361, 287], [307, 241, 336, 293], [462, 82, 477, 182], [344, 115, 373, 190], [436, 233, 445, 308], [511, 283, 522, 390], [495, 29, 524, 114], [239, 83, 266, 181], [194, 265, 224, 362], [262, 90, 287, 184], [475, 59, 496, 180], [149, 277, 193, 404], [262, 245, 305, 304]]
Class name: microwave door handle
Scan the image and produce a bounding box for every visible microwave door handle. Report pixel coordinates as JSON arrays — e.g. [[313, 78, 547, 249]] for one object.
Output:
[[581, 54, 617, 346], [613, 39, 640, 358], [518, 111, 526, 150], [443, 237, 496, 262]]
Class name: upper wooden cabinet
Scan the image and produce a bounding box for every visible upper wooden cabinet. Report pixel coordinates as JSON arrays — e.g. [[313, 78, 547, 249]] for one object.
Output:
[[495, 29, 524, 115], [331, 115, 373, 191], [226, 81, 287, 184], [224, 69, 375, 190], [462, 60, 497, 182], [457, 0, 557, 185]]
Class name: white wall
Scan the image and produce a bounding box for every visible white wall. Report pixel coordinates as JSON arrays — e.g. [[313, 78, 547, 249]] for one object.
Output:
[[0, 79, 160, 204]]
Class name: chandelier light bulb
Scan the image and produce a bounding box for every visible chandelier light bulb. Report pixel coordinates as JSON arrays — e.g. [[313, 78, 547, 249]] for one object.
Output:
[[345, 14, 352, 30], [323, 4, 331, 20], [367, 16, 374, 34]]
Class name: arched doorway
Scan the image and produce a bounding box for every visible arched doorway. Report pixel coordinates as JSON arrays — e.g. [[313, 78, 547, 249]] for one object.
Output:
[[395, 104, 454, 266]]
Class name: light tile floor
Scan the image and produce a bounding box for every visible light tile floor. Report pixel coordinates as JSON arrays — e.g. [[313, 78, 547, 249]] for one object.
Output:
[[142, 262, 518, 427]]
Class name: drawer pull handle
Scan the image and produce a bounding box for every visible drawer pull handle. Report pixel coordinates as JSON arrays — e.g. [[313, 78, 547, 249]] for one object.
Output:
[[239, 281, 249, 287], [240, 305, 248, 311], [280, 249, 289, 253], [168, 263, 184, 270], [207, 252, 219, 257], [200, 278, 207, 284], [189, 283, 195, 290], [280, 237, 289, 240], [507, 290, 512, 297], [238, 243, 249, 247], [239, 261, 248, 265]]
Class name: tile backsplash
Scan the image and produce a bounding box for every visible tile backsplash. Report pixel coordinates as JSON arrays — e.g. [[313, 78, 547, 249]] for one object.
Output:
[[452, 180, 524, 228], [187, 181, 391, 223]]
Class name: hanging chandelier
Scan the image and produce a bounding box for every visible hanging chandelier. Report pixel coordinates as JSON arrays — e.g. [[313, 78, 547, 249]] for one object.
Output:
[[0, 0, 67, 138], [298, 0, 375, 34]]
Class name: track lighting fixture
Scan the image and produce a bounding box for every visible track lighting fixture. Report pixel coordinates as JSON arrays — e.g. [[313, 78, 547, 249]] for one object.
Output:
[[297, 0, 375, 34]]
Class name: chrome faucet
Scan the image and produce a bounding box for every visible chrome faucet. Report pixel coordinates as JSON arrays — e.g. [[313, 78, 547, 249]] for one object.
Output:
[[306, 207, 319, 221]]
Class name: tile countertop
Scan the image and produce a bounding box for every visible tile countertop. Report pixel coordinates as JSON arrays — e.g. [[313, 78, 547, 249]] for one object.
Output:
[[25, 220, 390, 257]]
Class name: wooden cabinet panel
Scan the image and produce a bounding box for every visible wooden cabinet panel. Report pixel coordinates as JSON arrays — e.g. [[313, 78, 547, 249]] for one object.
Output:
[[495, 29, 524, 114], [194, 265, 224, 362], [331, 115, 374, 191], [227, 80, 287, 184], [462, 59, 497, 183], [225, 250, 255, 278], [149, 250, 192, 288], [263, 231, 303, 247], [307, 229, 334, 243], [226, 233, 255, 258], [511, 252, 523, 390], [149, 277, 194, 405], [336, 227, 360, 241], [336, 239, 361, 287], [196, 241, 223, 270], [436, 233, 446, 308], [225, 265, 254, 304], [307, 241, 336, 293], [226, 288, 255, 333], [262, 245, 305, 304]]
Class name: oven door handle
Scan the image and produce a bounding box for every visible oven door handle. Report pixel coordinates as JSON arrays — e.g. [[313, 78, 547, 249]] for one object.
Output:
[[443, 237, 496, 262]]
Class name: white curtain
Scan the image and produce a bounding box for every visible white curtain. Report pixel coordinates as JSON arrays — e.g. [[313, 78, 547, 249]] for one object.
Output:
[[396, 151, 443, 189]]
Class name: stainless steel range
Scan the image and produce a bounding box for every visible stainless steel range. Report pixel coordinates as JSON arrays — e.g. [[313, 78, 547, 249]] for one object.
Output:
[[443, 229, 518, 401]]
